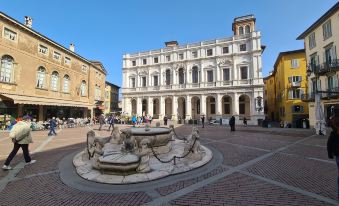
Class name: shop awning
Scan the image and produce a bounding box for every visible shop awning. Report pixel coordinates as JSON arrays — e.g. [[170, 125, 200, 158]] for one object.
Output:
[[0, 93, 94, 108]]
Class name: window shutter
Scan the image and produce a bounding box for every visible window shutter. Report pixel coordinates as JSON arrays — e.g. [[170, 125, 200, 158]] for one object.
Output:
[[288, 76, 292, 83]]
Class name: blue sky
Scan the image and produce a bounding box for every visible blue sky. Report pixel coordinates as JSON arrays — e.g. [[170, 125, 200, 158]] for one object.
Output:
[[1, 0, 337, 89]]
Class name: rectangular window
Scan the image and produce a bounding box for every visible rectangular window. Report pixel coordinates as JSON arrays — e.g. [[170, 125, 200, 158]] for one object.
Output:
[[3, 27, 17, 41], [179, 53, 184, 60], [240, 44, 246, 52], [308, 32, 316, 49], [142, 76, 146, 87], [39, 44, 48, 55], [166, 55, 171, 62], [240, 66, 248, 79], [223, 68, 230, 81], [291, 59, 299, 68], [206, 49, 213, 56], [153, 76, 158, 86], [82, 65, 88, 73], [192, 51, 198, 58], [222, 47, 229, 54], [288, 76, 302, 83], [207, 70, 213, 82], [131, 78, 135, 88], [289, 89, 301, 99], [154, 57, 159, 63], [132, 60, 136, 66], [64, 57, 71, 65], [53, 51, 61, 60], [322, 20, 332, 40], [143, 59, 147, 65]]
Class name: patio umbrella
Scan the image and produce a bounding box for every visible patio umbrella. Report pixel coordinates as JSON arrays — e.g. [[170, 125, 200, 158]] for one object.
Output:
[[315, 94, 326, 135]]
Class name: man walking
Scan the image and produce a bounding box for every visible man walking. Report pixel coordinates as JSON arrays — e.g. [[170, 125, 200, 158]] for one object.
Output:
[[2, 116, 36, 170], [327, 117, 339, 200], [48, 117, 57, 136], [98, 114, 105, 131], [201, 115, 205, 128], [108, 115, 115, 131], [229, 116, 235, 131]]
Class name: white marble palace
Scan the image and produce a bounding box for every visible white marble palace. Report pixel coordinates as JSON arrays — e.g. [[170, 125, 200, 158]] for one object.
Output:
[[122, 15, 265, 125]]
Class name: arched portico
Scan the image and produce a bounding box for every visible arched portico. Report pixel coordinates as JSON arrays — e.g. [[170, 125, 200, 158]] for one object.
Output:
[[206, 96, 216, 119], [177, 97, 186, 120], [239, 94, 250, 119], [165, 97, 172, 118], [131, 99, 137, 115], [191, 96, 200, 120], [222, 95, 232, 117], [142, 99, 148, 116], [153, 98, 160, 118]]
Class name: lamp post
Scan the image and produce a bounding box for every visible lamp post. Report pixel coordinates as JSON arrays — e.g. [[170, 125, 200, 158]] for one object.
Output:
[[306, 67, 326, 135]]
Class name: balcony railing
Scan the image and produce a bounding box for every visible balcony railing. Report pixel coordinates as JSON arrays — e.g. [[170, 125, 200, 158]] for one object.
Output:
[[321, 87, 339, 99], [301, 92, 315, 102], [309, 59, 339, 75], [291, 81, 301, 87]]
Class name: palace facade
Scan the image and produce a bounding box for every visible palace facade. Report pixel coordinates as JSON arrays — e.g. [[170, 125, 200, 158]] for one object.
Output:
[[0, 12, 106, 121], [122, 15, 265, 125]]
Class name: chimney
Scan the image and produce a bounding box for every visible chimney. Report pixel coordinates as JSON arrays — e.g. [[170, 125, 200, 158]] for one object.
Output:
[[70, 43, 75, 52], [24, 16, 33, 28], [165, 41, 178, 47]]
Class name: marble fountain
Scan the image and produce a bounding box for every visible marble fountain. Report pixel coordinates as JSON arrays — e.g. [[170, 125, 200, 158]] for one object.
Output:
[[73, 124, 213, 184]]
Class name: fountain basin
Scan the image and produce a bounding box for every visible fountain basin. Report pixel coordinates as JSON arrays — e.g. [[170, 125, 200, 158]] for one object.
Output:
[[121, 127, 171, 148]]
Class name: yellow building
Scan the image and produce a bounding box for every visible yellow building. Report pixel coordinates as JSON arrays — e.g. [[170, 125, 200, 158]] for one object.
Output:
[[264, 49, 309, 127], [104, 81, 120, 114]]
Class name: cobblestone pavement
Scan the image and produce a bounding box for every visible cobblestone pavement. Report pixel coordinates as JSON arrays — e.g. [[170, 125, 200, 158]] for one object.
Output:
[[0, 123, 338, 205]]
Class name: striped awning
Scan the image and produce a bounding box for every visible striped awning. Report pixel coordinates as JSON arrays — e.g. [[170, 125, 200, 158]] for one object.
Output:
[[0, 93, 94, 108]]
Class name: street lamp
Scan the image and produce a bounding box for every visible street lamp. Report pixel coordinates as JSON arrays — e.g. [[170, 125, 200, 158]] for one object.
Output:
[[306, 65, 326, 135]]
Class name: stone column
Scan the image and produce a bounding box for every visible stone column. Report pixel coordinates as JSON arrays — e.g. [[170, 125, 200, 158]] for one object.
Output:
[[172, 96, 178, 120], [38, 105, 44, 121], [233, 93, 239, 121], [216, 94, 222, 118], [160, 96, 165, 119], [148, 97, 153, 116], [186, 95, 191, 120], [201, 94, 206, 116], [137, 97, 142, 116]]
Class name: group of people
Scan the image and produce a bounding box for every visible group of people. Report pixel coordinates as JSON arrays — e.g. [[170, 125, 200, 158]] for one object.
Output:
[[98, 114, 115, 131], [131, 115, 153, 126]]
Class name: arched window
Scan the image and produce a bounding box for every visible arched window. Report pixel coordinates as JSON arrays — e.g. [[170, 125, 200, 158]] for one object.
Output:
[[51, 71, 59, 91], [239, 26, 244, 35], [36, 66, 46, 88], [245, 25, 251, 34], [80, 80, 86, 96], [178, 68, 185, 84], [1, 55, 14, 83], [165, 69, 171, 85], [192, 66, 198, 83], [63, 75, 70, 93]]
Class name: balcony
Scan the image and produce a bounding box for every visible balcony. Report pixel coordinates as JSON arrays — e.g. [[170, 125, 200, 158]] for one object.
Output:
[[311, 59, 339, 75], [301, 92, 315, 102], [321, 87, 339, 99], [291, 81, 301, 87], [152, 86, 160, 91], [223, 80, 233, 86]]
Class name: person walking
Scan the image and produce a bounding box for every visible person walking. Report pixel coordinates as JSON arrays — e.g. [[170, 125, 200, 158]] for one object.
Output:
[[327, 117, 339, 200], [98, 114, 105, 131], [163, 115, 168, 126], [201, 115, 205, 128], [229, 116, 235, 131], [243, 117, 247, 127], [48, 117, 57, 136], [2, 116, 36, 170], [108, 115, 115, 131]]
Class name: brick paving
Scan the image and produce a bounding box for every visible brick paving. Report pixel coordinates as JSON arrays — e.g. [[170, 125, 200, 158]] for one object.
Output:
[[0, 124, 338, 205]]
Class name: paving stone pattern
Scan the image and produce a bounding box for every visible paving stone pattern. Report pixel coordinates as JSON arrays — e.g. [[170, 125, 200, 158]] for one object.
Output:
[[0, 124, 338, 205]]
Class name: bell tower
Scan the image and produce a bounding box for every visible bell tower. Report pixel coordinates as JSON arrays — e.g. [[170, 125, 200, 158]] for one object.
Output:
[[232, 14, 256, 36]]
